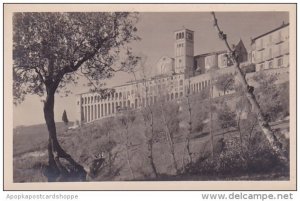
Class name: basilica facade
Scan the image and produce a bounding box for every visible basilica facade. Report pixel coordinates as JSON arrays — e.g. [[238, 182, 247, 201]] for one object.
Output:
[[75, 25, 288, 124]]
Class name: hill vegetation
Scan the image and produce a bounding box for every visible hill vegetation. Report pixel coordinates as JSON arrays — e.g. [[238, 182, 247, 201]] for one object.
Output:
[[13, 76, 290, 182]]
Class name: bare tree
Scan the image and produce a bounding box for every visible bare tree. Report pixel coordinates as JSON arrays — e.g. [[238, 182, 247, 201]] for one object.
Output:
[[159, 100, 179, 174], [131, 55, 158, 178], [13, 12, 140, 181], [119, 111, 136, 180], [211, 12, 287, 162], [182, 75, 193, 168], [214, 73, 235, 95]]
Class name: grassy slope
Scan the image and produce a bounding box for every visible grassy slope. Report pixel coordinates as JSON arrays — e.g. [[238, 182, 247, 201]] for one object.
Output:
[[13, 116, 289, 182]]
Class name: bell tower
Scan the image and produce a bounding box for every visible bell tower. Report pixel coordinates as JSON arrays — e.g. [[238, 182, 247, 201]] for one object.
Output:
[[174, 28, 194, 76]]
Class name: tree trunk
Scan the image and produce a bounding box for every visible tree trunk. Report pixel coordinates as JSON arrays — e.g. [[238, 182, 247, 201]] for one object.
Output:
[[211, 12, 288, 163], [148, 138, 158, 178], [160, 102, 179, 174], [43, 89, 86, 181], [209, 78, 214, 160], [148, 112, 158, 178], [185, 77, 193, 164], [124, 125, 135, 180]]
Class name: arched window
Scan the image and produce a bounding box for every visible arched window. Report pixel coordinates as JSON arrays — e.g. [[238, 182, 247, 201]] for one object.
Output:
[[108, 103, 111, 115], [91, 105, 93, 121], [171, 93, 174, 100], [98, 104, 100, 118], [127, 100, 130, 108], [87, 106, 90, 122], [84, 106, 87, 122], [119, 92, 122, 99]]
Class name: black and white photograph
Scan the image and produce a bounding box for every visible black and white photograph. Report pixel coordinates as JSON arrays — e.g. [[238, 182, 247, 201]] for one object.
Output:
[[3, 3, 296, 190]]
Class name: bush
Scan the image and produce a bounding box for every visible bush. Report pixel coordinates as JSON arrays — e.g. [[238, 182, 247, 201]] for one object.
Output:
[[185, 131, 289, 178]]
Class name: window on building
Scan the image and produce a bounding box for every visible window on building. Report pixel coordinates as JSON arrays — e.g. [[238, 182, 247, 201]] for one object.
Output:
[[180, 92, 183, 97], [127, 100, 130, 108], [98, 104, 100, 118], [91, 105, 93, 121], [277, 57, 283, 67], [87, 106, 90, 122], [268, 61, 273, 69], [260, 63, 264, 71], [260, 38, 263, 48], [278, 31, 282, 41], [180, 80, 183, 86]]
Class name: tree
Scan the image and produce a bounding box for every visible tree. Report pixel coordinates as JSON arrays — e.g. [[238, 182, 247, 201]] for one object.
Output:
[[211, 12, 287, 163], [13, 12, 140, 181], [252, 71, 286, 122], [214, 73, 235, 95], [62, 110, 69, 125], [217, 103, 236, 130]]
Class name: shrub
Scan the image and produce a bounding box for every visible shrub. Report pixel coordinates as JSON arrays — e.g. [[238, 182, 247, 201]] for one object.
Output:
[[184, 131, 289, 178]]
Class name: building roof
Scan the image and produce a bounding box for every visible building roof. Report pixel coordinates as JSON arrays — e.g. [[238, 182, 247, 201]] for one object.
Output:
[[174, 28, 194, 33], [251, 22, 289, 43], [194, 50, 227, 58]]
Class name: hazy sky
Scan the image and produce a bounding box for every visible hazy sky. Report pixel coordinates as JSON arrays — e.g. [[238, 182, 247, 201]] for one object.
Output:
[[13, 12, 289, 127]]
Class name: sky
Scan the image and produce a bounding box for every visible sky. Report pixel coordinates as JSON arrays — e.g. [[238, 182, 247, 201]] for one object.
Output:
[[13, 12, 289, 127]]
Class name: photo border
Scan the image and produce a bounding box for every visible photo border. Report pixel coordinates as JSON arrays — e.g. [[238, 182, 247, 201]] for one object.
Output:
[[3, 3, 297, 191]]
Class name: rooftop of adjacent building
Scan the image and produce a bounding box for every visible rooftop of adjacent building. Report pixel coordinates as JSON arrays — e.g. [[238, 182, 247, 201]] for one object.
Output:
[[251, 22, 289, 43]]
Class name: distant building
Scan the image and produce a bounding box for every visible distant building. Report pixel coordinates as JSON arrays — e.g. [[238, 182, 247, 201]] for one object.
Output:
[[76, 26, 284, 124], [251, 22, 289, 71]]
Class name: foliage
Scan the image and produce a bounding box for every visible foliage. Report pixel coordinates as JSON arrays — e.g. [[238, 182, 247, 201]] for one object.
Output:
[[13, 12, 140, 104], [217, 103, 236, 129], [185, 131, 288, 177], [241, 63, 256, 74], [253, 72, 289, 121], [214, 72, 235, 95], [13, 12, 140, 181]]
